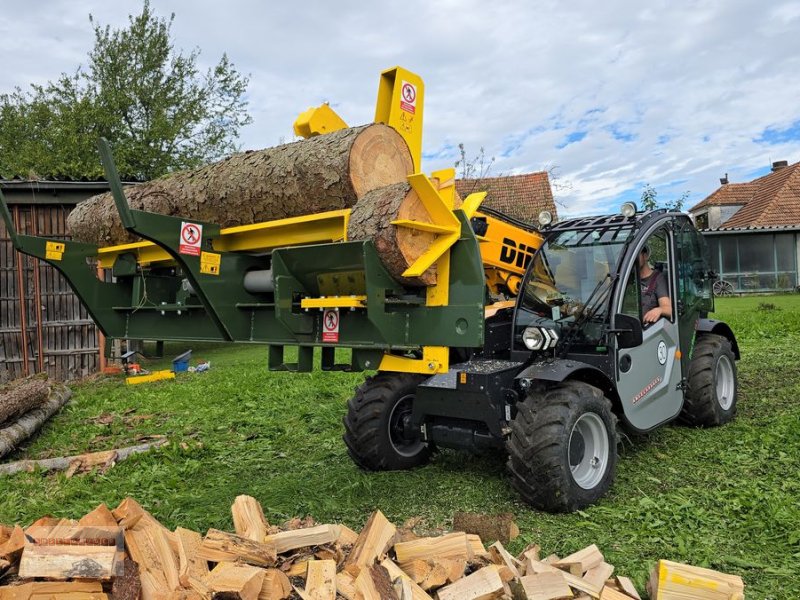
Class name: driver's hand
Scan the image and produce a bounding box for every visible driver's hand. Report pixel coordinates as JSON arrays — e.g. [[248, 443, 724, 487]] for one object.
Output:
[[643, 308, 662, 324]]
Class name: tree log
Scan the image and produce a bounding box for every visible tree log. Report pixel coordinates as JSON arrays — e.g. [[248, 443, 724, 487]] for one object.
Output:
[[0, 385, 71, 459], [67, 124, 413, 246], [0, 376, 51, 426]]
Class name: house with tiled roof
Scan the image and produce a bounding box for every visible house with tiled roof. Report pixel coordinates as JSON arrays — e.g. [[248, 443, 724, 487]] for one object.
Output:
[[688, 160, 800, 293], [455, 172, 556, 224]]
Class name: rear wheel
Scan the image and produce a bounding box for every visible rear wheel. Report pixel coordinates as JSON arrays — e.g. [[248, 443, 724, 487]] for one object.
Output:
[[680, 334, 737, 426], [506, 381, 618, 512], [343, 373, 432, 471]]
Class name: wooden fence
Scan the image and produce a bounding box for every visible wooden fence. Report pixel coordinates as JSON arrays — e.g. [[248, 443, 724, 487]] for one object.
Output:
[[0, 203, 100, 382]]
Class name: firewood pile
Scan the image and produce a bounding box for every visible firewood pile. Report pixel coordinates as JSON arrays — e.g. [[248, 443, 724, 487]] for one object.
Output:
[[0, 496, 745, 600]]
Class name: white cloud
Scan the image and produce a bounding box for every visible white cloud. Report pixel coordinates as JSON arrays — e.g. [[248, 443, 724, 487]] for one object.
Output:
[[2, 0, 800, 217]]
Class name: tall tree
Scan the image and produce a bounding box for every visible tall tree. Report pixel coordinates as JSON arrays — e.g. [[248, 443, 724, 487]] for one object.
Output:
[[0, 1, 251, 181]]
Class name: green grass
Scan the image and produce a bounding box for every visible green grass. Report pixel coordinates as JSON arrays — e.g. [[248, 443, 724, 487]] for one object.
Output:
[[2, 295, 799, 598]]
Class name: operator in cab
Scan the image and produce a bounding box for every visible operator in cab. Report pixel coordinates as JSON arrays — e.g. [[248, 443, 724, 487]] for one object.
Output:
[[639, 245, 671, 324]]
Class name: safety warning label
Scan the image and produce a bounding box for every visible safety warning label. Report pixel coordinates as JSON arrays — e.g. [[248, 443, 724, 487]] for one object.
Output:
[[322, 308, 339, 343], [179, 222, 203, 256], [400, 81, 417, 114]]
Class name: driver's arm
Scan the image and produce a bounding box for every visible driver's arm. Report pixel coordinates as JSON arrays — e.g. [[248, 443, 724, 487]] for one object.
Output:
[[657, 295, 672, 319]]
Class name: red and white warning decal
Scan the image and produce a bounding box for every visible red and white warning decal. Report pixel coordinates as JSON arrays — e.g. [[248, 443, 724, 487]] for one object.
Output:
[[400, 81, 417, 114], [322, 309, 340, 343], [179, 222, 203, 256]]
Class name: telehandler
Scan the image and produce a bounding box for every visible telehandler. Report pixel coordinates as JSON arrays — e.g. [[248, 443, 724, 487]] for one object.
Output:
[[0, 67, 738, 511]]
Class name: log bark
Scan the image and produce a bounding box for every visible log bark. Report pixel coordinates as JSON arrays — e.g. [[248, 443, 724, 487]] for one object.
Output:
[[0, 376, 50, 426], [68, 124, 413, 246], [0, 385, 71, 459]]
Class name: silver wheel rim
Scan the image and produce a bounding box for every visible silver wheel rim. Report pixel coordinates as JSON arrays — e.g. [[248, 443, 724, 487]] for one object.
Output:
[[716, 355, 735, 410], [387, 393, 425, 457], [568, 413, 610, 490]]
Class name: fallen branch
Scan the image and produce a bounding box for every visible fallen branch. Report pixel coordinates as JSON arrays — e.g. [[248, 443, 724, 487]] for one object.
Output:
[[0, 437, 168, 476], [0, 385, 71, 459]]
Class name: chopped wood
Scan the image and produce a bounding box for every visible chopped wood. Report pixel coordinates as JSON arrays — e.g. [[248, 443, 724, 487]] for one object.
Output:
[[354, 564, 397, 600], [647, 559, 744, 599], [379, 559, 434, 600], [554, 546, 603, 575], [526, 560, 602, 599], [334, 571, 358, 600], [124, 523, 180, 599], [613, 576, 641, 600], [518, 544, 541, 565], [436, 565, 505, 600], [0, 526, 11, 546], [0, 385, 71, 460], [18, 543, 119, 580], [264, 525, 337, 554], [0, 527, 25, 561], [488, 541, 523, 579], [303, 560, 336, 600], [394, 532, 472, 568], [0, 376, 50, 427], [258, 569, 292, 600], [511, 572, 573, 600], [111, 558, 141, 600], [204, 562, 265, 600], [400, 557, 465, 591], [175, 527, 209, 588], [599, 587, 632, 600], [344, 510, 396, 572], [232, 496, 269, 543], [0, 438, 168, 477], [199, 529, 277, 568], [583, 563, 614, 592], [467, 534, 490, 557], [332, 525, 359, 547], [0, 581, 104, 600], [452, 512, 520, 545], [79, 505, 118, 528], [393, 575, 413, 600]]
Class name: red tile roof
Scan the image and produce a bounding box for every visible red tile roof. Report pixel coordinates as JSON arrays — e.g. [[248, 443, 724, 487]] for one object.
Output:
[[455, 172, 556, 223], [693, 162, 800, 229]]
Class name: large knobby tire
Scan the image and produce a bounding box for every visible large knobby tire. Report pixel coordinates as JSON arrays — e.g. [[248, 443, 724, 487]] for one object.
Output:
[[343, 373, 432, 471], [506, 381, 618, 513], [680, 333, 738, 426]]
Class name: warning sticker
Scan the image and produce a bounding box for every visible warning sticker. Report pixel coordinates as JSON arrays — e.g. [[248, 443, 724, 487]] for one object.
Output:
[[200, 251, 221, 275], [179, 222, 203, 256], [400, 81, 417, 114], [322, 308, 340, 343], [46, 241, 65, 261]]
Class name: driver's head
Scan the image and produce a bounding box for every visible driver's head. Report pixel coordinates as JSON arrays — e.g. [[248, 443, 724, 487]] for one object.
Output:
[[638, 244, 650, 268]]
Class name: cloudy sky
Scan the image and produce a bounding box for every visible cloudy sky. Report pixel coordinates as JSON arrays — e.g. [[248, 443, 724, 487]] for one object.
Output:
[[2, 0, 800, 216]]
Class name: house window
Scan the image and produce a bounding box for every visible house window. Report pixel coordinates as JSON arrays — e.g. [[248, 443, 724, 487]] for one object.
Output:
[[710, 232, 798, 291], [694, 212, 709, 230]]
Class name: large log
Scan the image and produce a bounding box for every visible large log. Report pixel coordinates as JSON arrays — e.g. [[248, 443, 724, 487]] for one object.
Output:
[[0, 376, 50, 426], [68, 124, 413, 246], [0, 385, 71, 459]]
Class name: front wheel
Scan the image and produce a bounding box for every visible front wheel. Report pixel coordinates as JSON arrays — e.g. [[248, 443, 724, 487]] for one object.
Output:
[[506, 381, 618, 512], [680, 334, 738, 426], [343, 373, 432, 471]]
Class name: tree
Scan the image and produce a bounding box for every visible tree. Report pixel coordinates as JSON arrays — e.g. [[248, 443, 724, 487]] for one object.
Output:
[[454, 143, 495, 180], [640, 183, 689, 212], [0, 1, 251, 181]]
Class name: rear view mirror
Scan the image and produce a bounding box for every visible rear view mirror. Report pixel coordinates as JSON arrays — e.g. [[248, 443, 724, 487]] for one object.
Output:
[[612, 313, 643, 349]]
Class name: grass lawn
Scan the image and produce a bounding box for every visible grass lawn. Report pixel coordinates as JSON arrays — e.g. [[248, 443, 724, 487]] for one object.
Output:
[[2, 294, 799, 598]]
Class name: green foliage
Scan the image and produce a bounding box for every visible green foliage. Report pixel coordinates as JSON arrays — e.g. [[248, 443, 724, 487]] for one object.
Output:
[[640, 183, 689, 212], [0, 1, 251, 181], [1, 296, 799, 598]]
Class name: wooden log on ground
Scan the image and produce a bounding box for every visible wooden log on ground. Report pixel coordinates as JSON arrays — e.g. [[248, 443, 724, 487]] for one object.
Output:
[[67, 124, 413, 246], [0, 377, 50, 426], [394, 532, 473, 569], [379, 560, 433, 600], [0, 438, 168, 476], [303, 560, 336, 600], [263, 525, 337, 555], [646, 559, 744, 599], [355, 564, 398, 600], [344, 510, 396, 573], [258, 569, 292, 600], [232, 496, 269, 543], [79, 504, 118, 528], [0, 581, 105, 600], [175, 527, 209, 588], [0, 385, 71, 460], [452, 512, 520, 545], [510, 572, 574, 600], [436, 565, 504, 600], [613, 576, 641, 599]]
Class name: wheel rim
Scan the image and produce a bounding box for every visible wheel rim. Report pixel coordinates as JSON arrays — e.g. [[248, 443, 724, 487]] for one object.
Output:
[[387, 393, 425, 457], [568, 412, 610, 490], [716, 355, 735, 410]]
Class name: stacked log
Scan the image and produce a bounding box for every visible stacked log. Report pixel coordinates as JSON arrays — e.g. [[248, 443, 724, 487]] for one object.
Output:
[[0, 496, 745, 599]]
